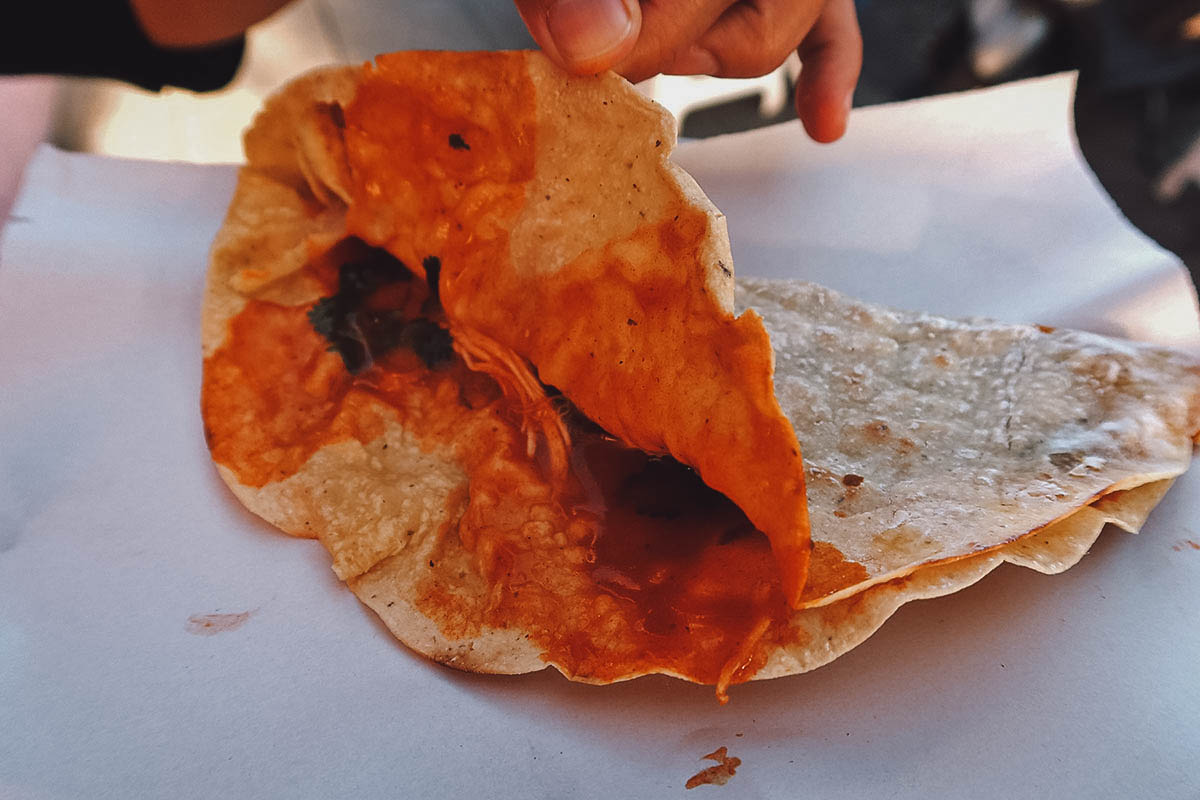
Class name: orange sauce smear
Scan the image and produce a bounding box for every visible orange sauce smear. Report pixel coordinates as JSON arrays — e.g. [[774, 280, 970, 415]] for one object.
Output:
[[507, 207, 812, 606], [204, 289, 780, 688], [201, 252, 502, 492]]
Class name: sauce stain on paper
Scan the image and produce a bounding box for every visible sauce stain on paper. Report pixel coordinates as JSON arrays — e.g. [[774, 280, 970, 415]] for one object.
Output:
[[186, 611, 252, 636], [1171, 539, 1200, 552], [685, 746, 741, 790]]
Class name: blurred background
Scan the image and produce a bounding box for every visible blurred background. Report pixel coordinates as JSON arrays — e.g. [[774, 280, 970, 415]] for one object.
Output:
[[7, 0, 1094, 160], [2, 0, 1199, 273]]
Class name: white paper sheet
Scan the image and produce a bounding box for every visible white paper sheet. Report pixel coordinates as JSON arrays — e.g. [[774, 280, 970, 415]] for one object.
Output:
[[3, 73, 1199, 800]]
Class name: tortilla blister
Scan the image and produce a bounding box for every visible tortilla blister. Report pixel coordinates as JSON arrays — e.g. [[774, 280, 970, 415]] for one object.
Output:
[[203, 57, 1200, 690]]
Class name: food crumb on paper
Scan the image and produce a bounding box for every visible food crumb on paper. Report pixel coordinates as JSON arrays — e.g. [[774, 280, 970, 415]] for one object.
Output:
[[186, 611, 252, 635], [1171, 539, 1200, 551], [685, 746, 741, 790]]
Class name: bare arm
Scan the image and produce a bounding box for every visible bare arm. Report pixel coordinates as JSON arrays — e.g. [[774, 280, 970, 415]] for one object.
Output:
[[128, 0, 294, 47]]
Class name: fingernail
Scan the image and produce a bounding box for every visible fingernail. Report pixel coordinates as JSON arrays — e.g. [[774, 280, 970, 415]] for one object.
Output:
[[546, 0, 635, 68]]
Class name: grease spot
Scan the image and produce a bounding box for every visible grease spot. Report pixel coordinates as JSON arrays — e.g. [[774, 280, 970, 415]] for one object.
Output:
[[186, 611, 252, 636], [685, 746, 741, 790], [871, 524, 941, 562]]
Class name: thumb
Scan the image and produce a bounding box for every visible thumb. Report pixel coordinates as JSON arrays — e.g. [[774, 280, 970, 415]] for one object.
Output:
[[515, 0, 642, 75]]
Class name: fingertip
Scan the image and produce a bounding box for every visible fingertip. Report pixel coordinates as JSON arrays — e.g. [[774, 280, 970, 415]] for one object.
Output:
[[794, 0, 861, 143], [796, 89, 851, 144], [799, 114, 846, 144]]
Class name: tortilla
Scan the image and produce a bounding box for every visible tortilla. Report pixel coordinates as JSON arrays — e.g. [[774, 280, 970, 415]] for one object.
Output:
[[202, 53, 1200, 700], [302, 50, 812, 605], [744, 279, 1200, 607]]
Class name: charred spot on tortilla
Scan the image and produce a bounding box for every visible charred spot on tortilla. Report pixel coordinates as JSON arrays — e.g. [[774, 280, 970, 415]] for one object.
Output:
[[1049, 452, 1083, 470], [308, 241, 451, 372], [405, 319, 454, 368], [421, 255, 442, 309], [448, 133, 470, 151], [341, 247, 411, 293]]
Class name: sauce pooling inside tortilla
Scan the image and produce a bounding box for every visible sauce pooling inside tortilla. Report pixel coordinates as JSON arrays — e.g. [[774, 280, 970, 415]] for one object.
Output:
[[201, 244, 862, 699]]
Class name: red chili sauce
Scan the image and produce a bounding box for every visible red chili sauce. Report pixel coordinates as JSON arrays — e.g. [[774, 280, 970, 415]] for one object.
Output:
[[202, 237, 866, 699], [339, 50, 811, 608], [202, 51, 862, 698]]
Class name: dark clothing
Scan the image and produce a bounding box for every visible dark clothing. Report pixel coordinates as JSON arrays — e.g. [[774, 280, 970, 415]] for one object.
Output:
[[1072, 0, 1200, 283], [1, 1, 243, 92]]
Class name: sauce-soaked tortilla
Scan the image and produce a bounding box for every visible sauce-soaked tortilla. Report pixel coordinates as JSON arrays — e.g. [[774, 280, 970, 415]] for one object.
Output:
[[203, 245, 807, 698], [336, 51, 811, 605], [203, 53, 1200, 701]]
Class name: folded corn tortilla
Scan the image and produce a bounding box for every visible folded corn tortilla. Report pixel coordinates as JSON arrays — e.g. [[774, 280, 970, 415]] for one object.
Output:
[[202, 53, 1200, 698]]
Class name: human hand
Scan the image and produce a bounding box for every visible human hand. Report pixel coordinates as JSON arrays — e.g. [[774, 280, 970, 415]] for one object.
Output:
[[513, 0, 862, 143]]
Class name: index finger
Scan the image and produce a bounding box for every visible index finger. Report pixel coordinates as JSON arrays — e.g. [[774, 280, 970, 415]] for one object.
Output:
[[795, 0, 862, 143]]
